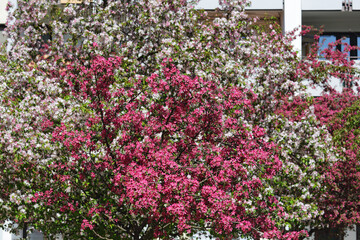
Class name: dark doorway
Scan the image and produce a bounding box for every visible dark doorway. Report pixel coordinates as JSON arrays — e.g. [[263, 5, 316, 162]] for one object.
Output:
[[315, 228, 344, 240]]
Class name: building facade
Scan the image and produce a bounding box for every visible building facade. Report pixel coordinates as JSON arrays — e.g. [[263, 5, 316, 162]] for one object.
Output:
[[198, 0, 360, 96]]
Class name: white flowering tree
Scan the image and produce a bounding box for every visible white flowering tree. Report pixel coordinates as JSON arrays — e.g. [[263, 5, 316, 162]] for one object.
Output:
[[0, 0, 358, 239]]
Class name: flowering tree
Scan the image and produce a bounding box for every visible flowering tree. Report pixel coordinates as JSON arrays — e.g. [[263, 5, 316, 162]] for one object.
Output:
[[310, 90, 360, 235], [0, 0, 359, 239]]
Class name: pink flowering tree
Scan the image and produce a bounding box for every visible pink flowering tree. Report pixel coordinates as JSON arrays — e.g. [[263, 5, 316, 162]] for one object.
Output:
[[276, 88, 360, 237], [0, 0, 359, 239], [309, 90, 360, 236], [274, 31, 360, 235]]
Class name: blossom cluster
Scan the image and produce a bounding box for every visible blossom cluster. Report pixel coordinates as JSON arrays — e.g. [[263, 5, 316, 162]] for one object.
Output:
[[0, 0, 359, 239]]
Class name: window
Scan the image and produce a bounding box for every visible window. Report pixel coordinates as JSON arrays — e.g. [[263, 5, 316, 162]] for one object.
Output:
[[318, 32, 360, 60], [0, 24, 6, 45], [319, 35, 337, 55]]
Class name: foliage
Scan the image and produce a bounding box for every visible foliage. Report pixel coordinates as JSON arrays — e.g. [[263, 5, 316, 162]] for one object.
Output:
[[0, 0, 359, 239], [312, 90, 360, 229]]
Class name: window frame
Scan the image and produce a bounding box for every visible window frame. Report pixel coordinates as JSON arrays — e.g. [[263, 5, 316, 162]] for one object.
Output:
[[319, 32, 360, 60]]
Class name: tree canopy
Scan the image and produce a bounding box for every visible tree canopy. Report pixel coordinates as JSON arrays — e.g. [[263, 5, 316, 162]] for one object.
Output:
[[0, 0, 360, 239]]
